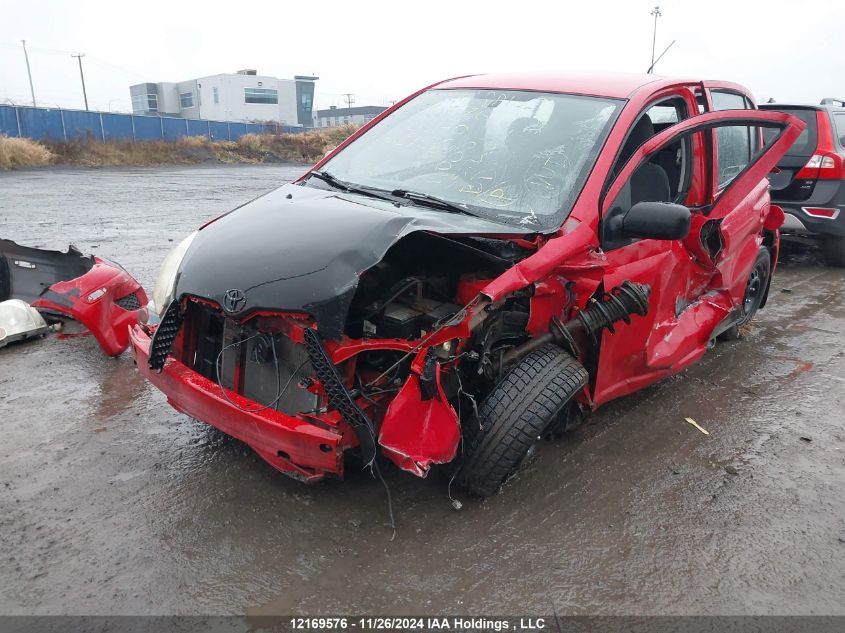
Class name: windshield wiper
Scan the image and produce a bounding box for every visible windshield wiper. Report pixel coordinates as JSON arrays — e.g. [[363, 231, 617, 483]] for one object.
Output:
[[390, 189, 476, 217], [308, 171, 398, 204], [309, 170, 349, 190]]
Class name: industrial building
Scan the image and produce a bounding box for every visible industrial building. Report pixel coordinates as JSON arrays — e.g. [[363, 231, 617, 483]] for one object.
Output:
[[130, 70, 318, 126], [313, 105, 387, 128]]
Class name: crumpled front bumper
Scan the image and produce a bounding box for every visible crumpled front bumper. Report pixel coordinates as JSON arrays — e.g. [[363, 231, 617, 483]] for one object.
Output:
[[129, 324, 347, 482]]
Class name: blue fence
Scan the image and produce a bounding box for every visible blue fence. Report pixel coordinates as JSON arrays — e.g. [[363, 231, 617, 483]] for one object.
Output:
[[0, 104, 306, 143]]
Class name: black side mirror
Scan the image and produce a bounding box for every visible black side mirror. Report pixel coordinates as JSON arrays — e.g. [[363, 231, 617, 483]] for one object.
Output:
[[622, 201, 691, 241], [839, 135, 845, 147]]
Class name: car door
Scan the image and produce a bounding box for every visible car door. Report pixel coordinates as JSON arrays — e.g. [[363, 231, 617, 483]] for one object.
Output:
[[591, 109, 805, 406]]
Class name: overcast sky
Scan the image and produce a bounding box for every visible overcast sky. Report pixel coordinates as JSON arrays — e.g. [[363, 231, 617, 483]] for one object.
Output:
[[1, 0, 842, 114]]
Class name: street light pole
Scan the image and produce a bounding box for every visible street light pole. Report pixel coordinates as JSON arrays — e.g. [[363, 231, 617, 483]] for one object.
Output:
[[71, 53, 89, 111], [21, 40, 36, 107], [649, 6, 662, 74]]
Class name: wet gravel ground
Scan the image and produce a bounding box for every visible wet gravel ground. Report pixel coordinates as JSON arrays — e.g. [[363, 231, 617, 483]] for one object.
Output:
[[0, 165, 844, 616]]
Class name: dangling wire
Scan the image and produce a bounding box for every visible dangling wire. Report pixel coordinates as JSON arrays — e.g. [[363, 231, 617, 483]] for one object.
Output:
[[212, 331, 398, 537], [214, 332, 307, 413], [372, 459, 397, 540]]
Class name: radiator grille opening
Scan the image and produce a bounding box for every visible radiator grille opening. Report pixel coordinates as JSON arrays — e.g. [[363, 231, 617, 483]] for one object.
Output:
[[183, 300, 319, 416]]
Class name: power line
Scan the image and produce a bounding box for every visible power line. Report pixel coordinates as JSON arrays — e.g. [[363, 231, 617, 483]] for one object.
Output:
[[342, 92, 355, 109]]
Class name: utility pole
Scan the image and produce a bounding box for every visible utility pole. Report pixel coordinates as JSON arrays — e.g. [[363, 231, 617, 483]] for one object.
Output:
[[71, 53, 88, 111], [343, 93, 355, 109], [21, 40, 36, 107], [649, 6, 662, 74]]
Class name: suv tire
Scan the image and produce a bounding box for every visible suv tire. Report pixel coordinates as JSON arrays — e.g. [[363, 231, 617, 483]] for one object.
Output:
[[822, 236, 845, 268]]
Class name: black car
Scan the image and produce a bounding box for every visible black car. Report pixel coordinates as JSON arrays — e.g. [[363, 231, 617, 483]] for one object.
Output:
[[760, 99, 845, 266]]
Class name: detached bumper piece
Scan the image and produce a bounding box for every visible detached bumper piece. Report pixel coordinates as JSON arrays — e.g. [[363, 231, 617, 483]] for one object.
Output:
[[0, 239, 147, 356]]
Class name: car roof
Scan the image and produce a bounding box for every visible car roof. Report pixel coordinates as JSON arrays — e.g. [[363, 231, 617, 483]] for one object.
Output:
[[433, 72, 709, 99], [760, 102, 845, 112]]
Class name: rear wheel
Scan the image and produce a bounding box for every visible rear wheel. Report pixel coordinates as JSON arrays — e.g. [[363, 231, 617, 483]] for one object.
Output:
[[456, 344, 588, 497], [719, 246, 771, 341], [822, 236, 845, 268]]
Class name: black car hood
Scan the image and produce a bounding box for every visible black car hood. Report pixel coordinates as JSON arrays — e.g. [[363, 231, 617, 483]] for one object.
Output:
[[174, 183, 532, 338]]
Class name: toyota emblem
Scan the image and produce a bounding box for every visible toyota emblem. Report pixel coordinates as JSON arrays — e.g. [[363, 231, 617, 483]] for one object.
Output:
[[223, 288, 246, 313]]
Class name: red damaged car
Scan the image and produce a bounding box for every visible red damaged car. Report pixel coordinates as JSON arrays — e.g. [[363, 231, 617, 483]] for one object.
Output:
[[131, 73, 804, 496]]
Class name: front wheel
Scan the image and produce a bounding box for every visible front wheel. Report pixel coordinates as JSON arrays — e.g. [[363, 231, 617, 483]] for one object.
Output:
[[719, 246, 771, 341], [456, 344, 588, 497]]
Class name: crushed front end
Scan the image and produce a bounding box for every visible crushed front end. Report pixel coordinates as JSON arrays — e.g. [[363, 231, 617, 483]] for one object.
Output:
[[128, 183, 561, 481], [131, 302, 354, 481]]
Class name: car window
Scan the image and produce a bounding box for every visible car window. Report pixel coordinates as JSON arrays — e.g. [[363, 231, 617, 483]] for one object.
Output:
[[711, 91, 756, 187], [834, 113, 845, 146], [612, 98, 690, 203], [602, 125, 699, 250], [647, 104, 680, 124], [711, 91, 748, 111], [316, 89, 622, 230], [761, 108, 818, 156]]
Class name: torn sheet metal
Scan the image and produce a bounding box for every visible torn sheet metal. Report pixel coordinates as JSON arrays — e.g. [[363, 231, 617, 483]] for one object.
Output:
[[1, 239, 147, 356], [379, 359, 461, 477]]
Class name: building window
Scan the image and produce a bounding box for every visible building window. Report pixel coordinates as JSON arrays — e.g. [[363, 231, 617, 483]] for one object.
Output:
[[244, 88, 278, 104], [180, 92, 194, 108], [212, 87, 219, 105], [132, 93, 158, 113]]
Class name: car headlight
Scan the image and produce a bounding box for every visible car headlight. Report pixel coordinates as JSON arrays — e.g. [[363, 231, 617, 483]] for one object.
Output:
[[150, 231, 197, 318]]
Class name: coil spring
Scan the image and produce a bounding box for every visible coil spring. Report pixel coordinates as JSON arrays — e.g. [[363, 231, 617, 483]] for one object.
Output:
[[574, 281, 651, 341]]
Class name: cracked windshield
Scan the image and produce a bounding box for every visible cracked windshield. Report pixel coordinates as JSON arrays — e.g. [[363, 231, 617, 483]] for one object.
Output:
[[318, 89, 621, 228]]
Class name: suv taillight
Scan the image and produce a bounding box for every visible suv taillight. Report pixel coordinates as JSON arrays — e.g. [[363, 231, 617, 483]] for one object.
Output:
[[795, 111, 844, 180]]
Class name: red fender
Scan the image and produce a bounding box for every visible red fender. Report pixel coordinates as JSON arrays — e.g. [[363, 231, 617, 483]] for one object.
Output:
[[379, 362, 460, 477]]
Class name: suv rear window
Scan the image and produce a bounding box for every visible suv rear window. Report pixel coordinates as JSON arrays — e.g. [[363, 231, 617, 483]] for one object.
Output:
[[762, 108, 818, 156], [834, 113, 845, 146]]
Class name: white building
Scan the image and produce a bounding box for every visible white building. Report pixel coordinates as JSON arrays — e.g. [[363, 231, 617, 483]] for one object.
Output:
[[130, 70, 318, 126], [313, 105, 387, 128]]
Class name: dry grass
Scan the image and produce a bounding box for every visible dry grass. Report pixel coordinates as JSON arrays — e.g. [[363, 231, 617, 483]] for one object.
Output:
[[233, 124, 359, 163], [0, 125, 360, 170], [0, 136, 55, 169], [48, 136, 214, 167]]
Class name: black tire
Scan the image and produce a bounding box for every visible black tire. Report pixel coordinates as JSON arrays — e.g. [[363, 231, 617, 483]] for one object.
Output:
[[822, 236, 845, 268], [719, 246, 771, 341], [456, 344, 588, 497]]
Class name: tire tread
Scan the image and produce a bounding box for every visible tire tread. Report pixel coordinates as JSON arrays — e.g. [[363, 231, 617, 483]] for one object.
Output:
[[457, 344, 588, 497]]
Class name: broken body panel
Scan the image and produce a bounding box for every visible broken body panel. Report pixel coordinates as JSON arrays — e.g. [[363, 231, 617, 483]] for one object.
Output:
[[0, 239, 147, 356], [131, 73, 805, 484]]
